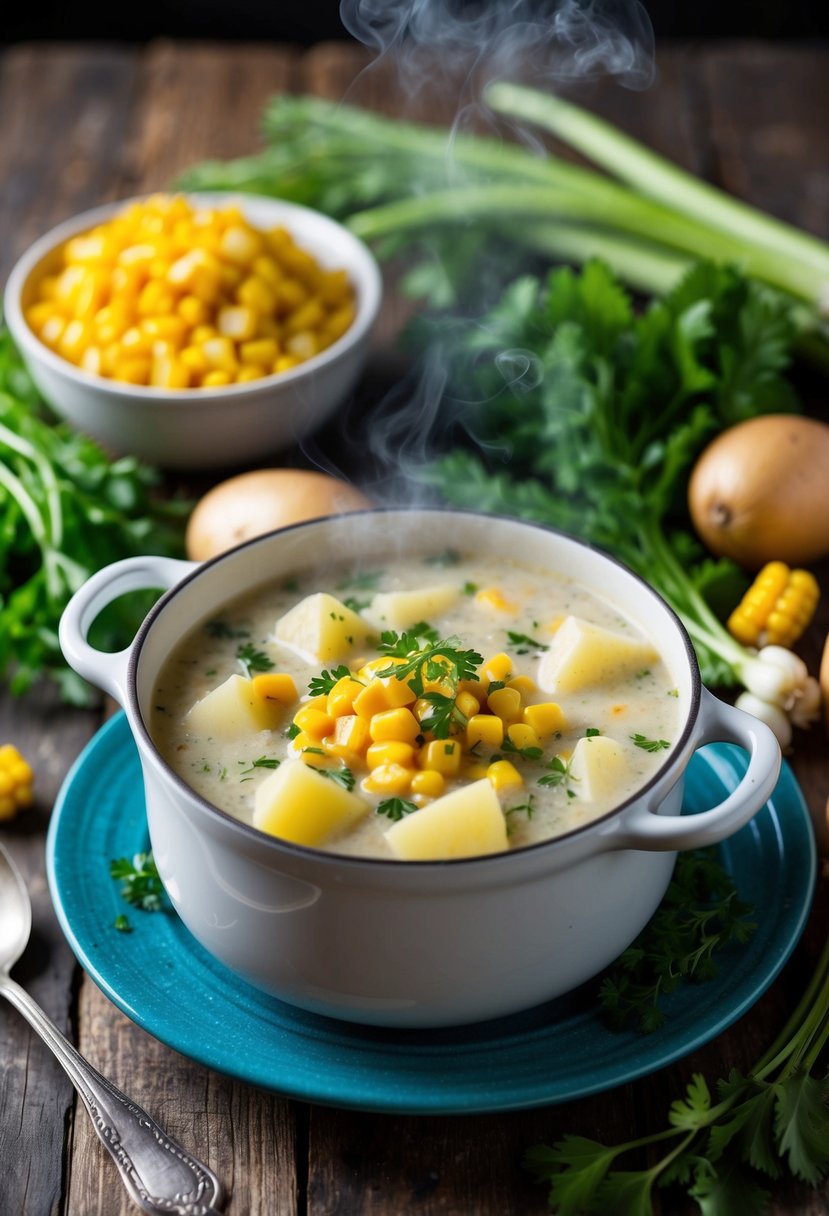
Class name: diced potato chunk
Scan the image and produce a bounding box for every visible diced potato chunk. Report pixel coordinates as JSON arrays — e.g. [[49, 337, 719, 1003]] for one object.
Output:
[[536, 615, 658, 694], [184, 673, 282, 738], [568, 735, 629, 801], [384, 778, 508, 860], [365, 583, 459, 630], [253, 760, 370, 846], [274, 592, 375, 663]]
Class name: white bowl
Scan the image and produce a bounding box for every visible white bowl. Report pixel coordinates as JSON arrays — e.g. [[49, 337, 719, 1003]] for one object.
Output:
[[58, 509, 782, 1028], [3, 193, 382, 470]]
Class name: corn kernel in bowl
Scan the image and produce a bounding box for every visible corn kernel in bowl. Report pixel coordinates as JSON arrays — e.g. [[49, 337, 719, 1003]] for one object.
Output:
[[23, 194, 357, 390]]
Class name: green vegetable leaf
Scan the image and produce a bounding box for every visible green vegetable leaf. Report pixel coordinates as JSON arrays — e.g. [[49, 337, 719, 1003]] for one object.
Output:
[[236, 642, 275, 677], [630, 734, 671, 753], [523, 1138, 617, 1216], [376, 797, 418, 822], [773, 1071, 829, 1183], [308, 665, 353, 696], [109, 852, 166, 912], [317, 765, 356, 791]]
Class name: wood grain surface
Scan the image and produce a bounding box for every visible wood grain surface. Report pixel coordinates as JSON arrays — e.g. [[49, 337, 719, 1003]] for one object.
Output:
[[0, 38, 827, 1216]]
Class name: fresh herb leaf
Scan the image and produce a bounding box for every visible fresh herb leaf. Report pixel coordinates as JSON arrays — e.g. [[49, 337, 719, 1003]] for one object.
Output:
[[631, 733, 671, 752], [109, 852, 166, 912], [598, 849, 756, 1034], [537, 754, 572, 789], [502, 736, 544, 761], [239, 756, 281, 777], [206, 620, 249, 640], [113, 913, 132, 933], [417, 691, 468, 739], [318, 765, 356, 791], [375, 631, 483, 698], [308, 664, 353, 696], [236, 642, 275, 677], [506, 629, 548, 654], [376, 797, 418, 821]]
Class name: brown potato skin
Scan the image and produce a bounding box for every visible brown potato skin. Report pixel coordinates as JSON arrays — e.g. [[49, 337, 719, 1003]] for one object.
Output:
[[687, 414, 829, 570], [185, 469, 374, 561]]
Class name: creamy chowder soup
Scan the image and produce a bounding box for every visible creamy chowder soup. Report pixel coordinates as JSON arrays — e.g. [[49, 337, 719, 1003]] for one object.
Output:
[[150, 550, 682, 860]]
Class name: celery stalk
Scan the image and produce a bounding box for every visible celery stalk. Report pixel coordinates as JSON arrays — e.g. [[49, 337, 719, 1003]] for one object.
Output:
[[486, 81, 829, 292]]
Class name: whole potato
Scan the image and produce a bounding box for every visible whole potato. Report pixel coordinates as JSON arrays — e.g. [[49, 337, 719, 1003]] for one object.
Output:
[[186, 469, 374, 561], [688, 414, 829, 569]]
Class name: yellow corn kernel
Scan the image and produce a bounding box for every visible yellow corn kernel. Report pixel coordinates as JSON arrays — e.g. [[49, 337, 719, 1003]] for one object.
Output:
[[293, 704, 335, 740], [455, 690, 480, 720], [0, 744, 34, 820], [274, 278, 308, 314], [366, 741, 416, 770], [458, 678, 488, 704], [507, 675, 536, 699], [475, 587, 517, 613], [273, 354, 301, 374], [58, 319, 91, 362], [487, 686, 523, 724], [462, 761, 490, 782], [39, 315, 66, 347], [201, 370, 232, 388], [149, 351, 190, 389], [220, 224, 264, 265], [284, 331, 320, 361], [324, 713, 371, 759], [324, 303, 357, 343], [235, 365, 265, 384], [362, 763, 414, 796], [487, 759, 523, 791], [420, 739, 462, 776], [80, 346, 103, 375], [177, 294, 209, 327], [507, 723, 541, 752], [523, 702, 568, 737], [466, 713, 504, 750], [25, 301, 59, 332], [368, 707, 421, 744], [483, 653, 513, 684], [410, 769, 445, 799], [252, 255, 283, 290], [353, 681, 393, 720], [136, 279, 175, 318], [201, 336, 238, 373], [113, 356, 151, 384], [180, 345, 210, 375], [237, 274, 277, 314], [141, 315, 188, 344], [240, 337, 279, 367], [326, 676, 363, 719], [252, 673, 298, 705], [284, 298, 326, 335], [167, 249, 221, 302], [318, 269, 351, 304], [217, 305, 259, 342], [727, 562, 820, 648]]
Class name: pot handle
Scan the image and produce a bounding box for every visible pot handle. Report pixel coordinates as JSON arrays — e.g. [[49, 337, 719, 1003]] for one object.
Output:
[[608, 687, 781, 852], [59, 555, 196, 705]]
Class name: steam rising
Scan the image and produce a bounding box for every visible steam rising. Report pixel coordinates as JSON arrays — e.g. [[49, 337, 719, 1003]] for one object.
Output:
[[339, 0, 655, 93], [307, 0, 655, 503]]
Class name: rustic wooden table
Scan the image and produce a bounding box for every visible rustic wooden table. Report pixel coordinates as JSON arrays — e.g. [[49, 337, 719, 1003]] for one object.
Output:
[[0, 38, 828, 1216]]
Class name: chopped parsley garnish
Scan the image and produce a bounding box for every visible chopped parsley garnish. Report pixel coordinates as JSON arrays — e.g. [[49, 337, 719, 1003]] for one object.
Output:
[[502, 736, 544, 761], [417, 691, 468, 739], [239, 756, 281, 778], [376, 797, 418, 821], [537, 755, 573, 789], [585, 727, 601, 737], [109, 852, 166, 912], [375, 631, 483, 701], [205, 620, 250, 640], [505, 796, 536, 834], [308, 665, 353, 696], [113, 913, 132, 933], [286, 722, 301, 740], [631, 733, 671, 752], [236, 641, 275, 677], [463, 581, 479, 596], [506, 630, 548, 654], [317, 765, 356, 791]]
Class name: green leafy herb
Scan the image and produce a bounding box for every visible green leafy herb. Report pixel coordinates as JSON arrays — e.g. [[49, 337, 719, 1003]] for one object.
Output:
[[308, 665, 353, 697], [505, 796, 536, 834], [375, 631, 483, 700], [376, 797, 418, 821], [506, 629, 548, 654], [236, 642, 275, 678], [318, 765, 356, 791], [599, 849, 756, 1033], [113, 913, 132, 933], [585, 727, 601, 737], [417, 691, 468, 739], [109, 852, 166, 912], [285, 723, 301, 740], [206, 620, 249, 640], [537, 755, 573, 789], [631, 733, 671, 753], [239, 756, 281, 778], [423, 548, 461, 566], [502, 735, 544, 761], [0, 329, 188, 703]]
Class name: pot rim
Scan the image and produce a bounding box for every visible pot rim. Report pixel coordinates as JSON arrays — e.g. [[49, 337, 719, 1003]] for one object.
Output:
[[126, 506, 702, 870]]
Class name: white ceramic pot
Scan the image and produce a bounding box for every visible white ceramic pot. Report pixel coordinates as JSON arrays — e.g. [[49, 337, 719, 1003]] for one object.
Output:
[[59, 510, 781, 1028]]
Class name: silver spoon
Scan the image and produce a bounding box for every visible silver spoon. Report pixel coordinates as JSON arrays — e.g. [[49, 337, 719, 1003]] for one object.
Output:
[[0, 842, 225, 1215]]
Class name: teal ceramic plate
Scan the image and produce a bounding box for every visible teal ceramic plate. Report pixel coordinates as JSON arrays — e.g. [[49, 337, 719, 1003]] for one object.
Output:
[[46, 713, 816, 1114]]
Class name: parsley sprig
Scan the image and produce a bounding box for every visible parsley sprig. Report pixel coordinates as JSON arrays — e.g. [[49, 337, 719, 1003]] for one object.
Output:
[[236, 641, 274, 678], [109, 851, 166, 913], [375, 629, 483, 713], [308, 665, 353, 697]]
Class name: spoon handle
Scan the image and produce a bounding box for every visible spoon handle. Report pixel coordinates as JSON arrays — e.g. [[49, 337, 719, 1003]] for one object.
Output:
[[1, 973, 225, 1215]]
